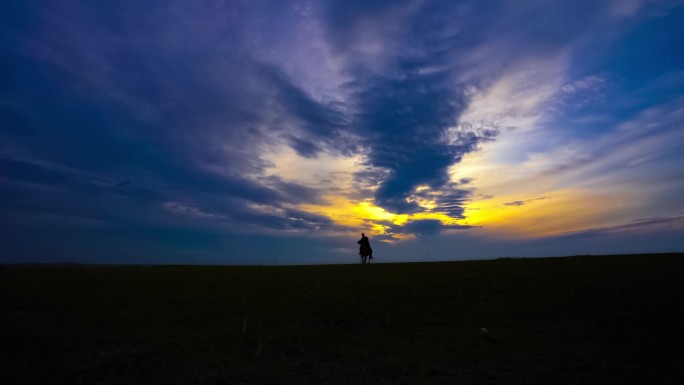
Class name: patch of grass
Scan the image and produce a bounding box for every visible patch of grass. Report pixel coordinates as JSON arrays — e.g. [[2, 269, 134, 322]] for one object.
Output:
[[1, 253, 683, 384]]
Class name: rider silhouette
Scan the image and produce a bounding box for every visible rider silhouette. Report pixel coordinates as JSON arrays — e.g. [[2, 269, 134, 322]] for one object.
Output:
[[358, 233, 373, 264]]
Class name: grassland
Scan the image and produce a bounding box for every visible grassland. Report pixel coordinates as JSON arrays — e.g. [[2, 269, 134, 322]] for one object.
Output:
[[1, 253, 683, 384]]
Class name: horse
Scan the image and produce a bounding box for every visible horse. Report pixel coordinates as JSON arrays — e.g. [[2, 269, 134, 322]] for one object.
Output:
[[359, 246, 373, 264]]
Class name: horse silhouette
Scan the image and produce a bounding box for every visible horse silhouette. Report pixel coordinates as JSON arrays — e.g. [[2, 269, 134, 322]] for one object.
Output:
[[358, 233, 373, 264]]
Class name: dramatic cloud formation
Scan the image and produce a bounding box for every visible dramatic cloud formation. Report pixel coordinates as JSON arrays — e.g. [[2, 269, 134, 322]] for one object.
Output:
[[1, 0, 683, 263]]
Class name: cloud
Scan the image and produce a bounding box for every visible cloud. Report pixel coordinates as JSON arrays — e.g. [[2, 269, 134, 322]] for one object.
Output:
[[502, 201, 525, 207], [375, 217, 473, 240], [450, 73, 684, 238], [563, 216, 684, 239], [401, 219, 472, 238], [503, 197, 546, 207], [162, 202, 226, 220], [2, 0, 683, 261], [320, 2, 501, 219], [561, 75, 605, 93], [1, 1, 360, 235]]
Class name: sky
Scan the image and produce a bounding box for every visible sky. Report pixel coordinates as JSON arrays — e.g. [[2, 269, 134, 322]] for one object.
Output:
[[1, 0, 683, 265]]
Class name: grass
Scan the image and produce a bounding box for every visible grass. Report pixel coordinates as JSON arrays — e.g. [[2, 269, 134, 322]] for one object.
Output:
[[1, 253, 683, 384]]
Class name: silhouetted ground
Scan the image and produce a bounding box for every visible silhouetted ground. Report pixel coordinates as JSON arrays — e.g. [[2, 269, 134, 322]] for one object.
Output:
[[1, 253, 683, 384]]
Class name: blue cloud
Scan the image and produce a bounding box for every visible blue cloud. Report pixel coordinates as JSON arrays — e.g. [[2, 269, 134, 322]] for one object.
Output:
[[323, 2, 499, 216], [376, 219, 473, 240]]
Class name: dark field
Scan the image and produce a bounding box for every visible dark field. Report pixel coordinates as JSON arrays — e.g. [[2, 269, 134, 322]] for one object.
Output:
[[1, 254, 683, 385]]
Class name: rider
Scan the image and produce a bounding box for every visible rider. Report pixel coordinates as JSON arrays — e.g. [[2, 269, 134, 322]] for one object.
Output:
[[358, 233, 373, 263]]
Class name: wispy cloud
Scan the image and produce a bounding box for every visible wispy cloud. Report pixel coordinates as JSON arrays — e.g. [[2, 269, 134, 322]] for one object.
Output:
[[451, 74, 684, 237]]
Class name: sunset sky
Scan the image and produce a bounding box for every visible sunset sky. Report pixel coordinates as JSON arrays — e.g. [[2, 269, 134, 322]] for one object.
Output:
[[2, 0, 683, 264]]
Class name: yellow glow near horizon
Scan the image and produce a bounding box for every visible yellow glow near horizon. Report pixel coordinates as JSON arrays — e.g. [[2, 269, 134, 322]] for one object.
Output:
[[295, 186, 625, 241], [300, 197, 405, 236], [459, 189, 627, 238], [263, 138, 627, 241], [299, 196, 466, 239], [445, 138, 630, 239]]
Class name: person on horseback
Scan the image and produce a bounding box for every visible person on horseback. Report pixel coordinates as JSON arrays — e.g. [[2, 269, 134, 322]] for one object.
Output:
[[358, 233, 373, 264]]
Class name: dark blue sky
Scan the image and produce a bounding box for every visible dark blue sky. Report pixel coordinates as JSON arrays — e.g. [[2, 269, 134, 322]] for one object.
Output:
[[2, 0, 683, 264]]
